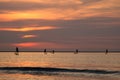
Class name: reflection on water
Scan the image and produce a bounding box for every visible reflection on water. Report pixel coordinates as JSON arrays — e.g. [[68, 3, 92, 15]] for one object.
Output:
[[0, 52, 120, 70], [0, 52, 120, 80], [0, 73, 95, 80]]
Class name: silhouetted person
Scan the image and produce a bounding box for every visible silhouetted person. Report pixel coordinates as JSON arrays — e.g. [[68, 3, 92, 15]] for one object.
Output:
[[16, 47, 19, 52], [74, 49, 78, 54], [105, 49, 108, 55], [52, 50, 55, 54], [44, 49, 47, 54], [15, 47, 19, 55]]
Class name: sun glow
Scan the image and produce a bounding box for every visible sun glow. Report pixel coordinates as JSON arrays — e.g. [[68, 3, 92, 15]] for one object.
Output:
[[13, 42, 68, 48], [22, 35, 37, 38], [0, 26, 59, 32], [13, 42, 39, 47], [0, 10, 65, 21]]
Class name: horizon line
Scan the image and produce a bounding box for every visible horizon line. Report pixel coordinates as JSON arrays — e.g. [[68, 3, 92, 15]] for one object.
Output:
[[0, 50, 120, 53]]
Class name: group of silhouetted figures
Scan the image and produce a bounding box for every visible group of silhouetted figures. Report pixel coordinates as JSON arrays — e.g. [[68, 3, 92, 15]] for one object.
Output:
[[43, 49, 55, 54], [15, 47, 109, 55]]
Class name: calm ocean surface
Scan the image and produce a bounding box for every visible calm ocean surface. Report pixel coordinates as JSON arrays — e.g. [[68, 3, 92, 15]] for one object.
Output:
[[0, 52, 120, 80]]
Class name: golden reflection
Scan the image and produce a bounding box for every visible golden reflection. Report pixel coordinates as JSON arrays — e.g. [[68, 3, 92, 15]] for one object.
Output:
[[0, 61, 58, 67], [1, 72, 59, 80], [18, 61, 53, 67]]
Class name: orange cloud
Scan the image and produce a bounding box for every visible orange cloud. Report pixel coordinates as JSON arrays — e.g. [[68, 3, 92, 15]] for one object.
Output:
[[0, 0, 119, 21], [13, 42, 39, 48], [22, 35, 37, 38], [0, 0, 45, 3], [13, 42, 68, 48], [0, 10, 66, 21], [0, 26, 59, 32], [0, 0, 83, 4]]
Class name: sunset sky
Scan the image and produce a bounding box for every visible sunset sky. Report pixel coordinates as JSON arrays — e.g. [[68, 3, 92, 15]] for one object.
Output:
[[0, 0, 120, 51]]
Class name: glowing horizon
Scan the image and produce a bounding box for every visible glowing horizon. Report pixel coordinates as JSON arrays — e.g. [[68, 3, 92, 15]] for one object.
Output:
[[0, 26, 59, 32]]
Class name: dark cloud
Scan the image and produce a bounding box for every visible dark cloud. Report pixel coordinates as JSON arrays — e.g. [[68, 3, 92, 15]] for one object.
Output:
[[0, 16, 120, 50], [0, 28, 120, 51], [0, 1, 80, 11], [0, 17, 120, 28], [0, 1, 49, 11], [81, 0, 102, 3]]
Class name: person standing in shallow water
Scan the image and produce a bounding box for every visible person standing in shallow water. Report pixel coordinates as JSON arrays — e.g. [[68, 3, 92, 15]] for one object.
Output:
[[52, 50, 55, 54], [15, 47, 19, 55], [16, 47, 19, 52], [74, 49, 78, 54], [44, 49, 47, 54], [105, 49, 108, 55]]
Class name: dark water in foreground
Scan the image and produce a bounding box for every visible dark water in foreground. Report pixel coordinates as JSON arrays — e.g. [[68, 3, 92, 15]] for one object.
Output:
[[0, 52, 120, 80]]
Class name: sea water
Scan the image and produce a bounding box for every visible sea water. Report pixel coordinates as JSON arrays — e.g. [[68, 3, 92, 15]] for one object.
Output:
[[0, 52, 120, 80]]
